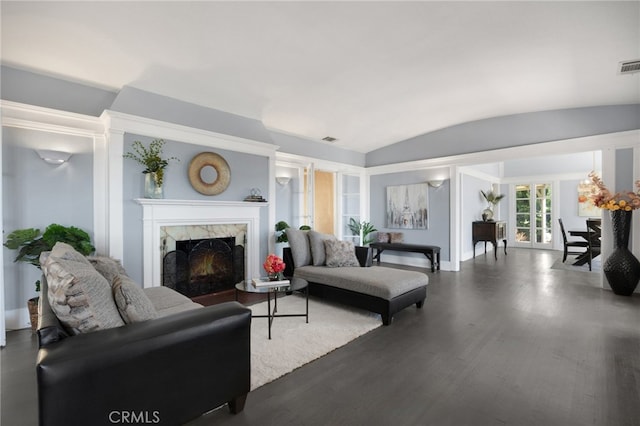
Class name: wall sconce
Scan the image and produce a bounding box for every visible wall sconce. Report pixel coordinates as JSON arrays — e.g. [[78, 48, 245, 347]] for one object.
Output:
[[36, 149, 72, 165], [428, 179, 445, 188], [276, 176, 291, 186]]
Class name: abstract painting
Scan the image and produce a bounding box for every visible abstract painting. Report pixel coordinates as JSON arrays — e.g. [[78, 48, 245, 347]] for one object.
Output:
[[386, 183, 429, 229], [577, 182, 600, 217]]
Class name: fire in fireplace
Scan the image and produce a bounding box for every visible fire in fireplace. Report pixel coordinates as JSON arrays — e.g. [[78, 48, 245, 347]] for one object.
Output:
[[162, 237, 244, 298]]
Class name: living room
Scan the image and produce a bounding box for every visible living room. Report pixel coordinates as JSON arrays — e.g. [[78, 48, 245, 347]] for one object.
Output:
[[1, 1, 640, 425]]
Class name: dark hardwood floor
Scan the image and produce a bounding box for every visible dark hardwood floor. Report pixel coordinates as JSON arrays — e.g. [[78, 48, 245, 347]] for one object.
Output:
[[3, 248, 639, 426]]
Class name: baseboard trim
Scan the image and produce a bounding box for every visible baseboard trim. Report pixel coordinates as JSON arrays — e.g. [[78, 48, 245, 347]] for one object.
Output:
[[376, 253, 450, 271], [5, 307, 31, 331]]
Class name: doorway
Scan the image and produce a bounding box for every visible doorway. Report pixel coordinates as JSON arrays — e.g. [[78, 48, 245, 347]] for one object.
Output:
[[513, 182, 553, 248], [312, 170, 335, 234]]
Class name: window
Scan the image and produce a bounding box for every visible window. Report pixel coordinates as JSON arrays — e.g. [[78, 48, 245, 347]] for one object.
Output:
[[342, 174, 361, 244], [514, 183, 552, 247]]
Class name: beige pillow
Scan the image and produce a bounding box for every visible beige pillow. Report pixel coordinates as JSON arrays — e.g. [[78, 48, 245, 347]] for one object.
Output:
[[390, 232, 404, 243], [43, 242, 124, 335], [112, 275, 158, 323], [324, 240, 360, 268], [377, 232, 390, 243], [87, 255, 128, 285]]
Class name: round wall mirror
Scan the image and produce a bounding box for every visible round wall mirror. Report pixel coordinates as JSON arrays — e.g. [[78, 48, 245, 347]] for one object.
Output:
[[188, 152, 231, 195]]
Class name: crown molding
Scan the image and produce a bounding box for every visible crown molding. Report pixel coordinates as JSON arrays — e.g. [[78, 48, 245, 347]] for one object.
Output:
[[0, 100, 103, 137], [275, 151, 365, 174], [101, 110, 278, 157]]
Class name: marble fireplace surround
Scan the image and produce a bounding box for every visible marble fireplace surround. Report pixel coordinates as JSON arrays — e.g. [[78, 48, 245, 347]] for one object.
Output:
[[136, 199, 262, 289]]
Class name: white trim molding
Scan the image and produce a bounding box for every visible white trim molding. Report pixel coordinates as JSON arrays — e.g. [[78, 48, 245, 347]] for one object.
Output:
[[0, 100, 103, 137], [101, 110, 278, 157]]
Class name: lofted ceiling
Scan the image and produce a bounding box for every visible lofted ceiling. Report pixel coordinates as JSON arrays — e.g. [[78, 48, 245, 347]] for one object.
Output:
[[1, 1, 639, 153]]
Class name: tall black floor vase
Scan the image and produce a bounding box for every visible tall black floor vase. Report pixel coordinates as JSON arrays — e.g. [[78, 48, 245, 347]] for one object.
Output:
[[603, 210, 640, 296]]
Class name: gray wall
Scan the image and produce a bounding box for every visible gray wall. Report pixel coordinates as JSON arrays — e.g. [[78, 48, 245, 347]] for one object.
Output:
[[2, 127, 94, 310], [615, 148, 635, 192], [367, 105, 640, 167], [270, 131, 366, 167], [461, 174, 500, 257], [503, 152, 602, 177], [122, 134, 270, 285], [1, 65, 117, 116], [370, 171, 450, 261], [111, 86, 276, 146]]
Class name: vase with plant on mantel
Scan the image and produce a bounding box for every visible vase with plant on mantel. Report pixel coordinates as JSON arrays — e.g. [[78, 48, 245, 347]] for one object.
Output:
[[589, 172, 640, 295], [124, 139, 179, 199]]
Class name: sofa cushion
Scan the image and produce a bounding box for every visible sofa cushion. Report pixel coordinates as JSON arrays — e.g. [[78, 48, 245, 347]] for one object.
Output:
[[87, 255, 128, 284], [294, 265, 428, 300], [324, 240, 360, 267], [308, 230, 337, 266], [42, 242, 125, 335], [112, 274, 158, 323], [286, 228, 311, 267], [143, 286, 203, 317]]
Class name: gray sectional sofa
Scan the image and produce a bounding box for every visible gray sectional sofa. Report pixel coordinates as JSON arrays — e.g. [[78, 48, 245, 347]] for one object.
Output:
[[283, 229, 428, 325]]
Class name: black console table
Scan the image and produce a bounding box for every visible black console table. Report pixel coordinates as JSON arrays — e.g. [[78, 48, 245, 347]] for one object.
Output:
[[472, 221, 507, 260]]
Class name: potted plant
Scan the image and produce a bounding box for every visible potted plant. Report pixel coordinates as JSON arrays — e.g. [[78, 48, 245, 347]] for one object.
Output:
[[275, 221, 311, 244], [480, 189, 505, 221], [123, 138, 179, 199], [348, 219, 377, 246], [3, 223, 95, 331]]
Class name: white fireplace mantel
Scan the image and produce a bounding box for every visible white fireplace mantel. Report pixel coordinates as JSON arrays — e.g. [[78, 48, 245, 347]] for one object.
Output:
[[135, 199, 264, 288]]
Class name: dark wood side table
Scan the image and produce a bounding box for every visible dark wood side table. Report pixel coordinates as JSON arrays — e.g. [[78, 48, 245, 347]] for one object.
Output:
[[472, 221, 507, 260]]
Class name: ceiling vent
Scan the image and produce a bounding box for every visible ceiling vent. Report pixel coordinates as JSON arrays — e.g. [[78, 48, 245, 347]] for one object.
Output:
[[322, 136, 337, 142], [619, 59, 640, 74]]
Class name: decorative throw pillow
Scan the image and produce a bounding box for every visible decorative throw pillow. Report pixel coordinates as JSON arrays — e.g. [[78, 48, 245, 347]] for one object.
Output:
[[308, 230, 337, 266], [43, 242, 125, 335], [377, 232, 390, 243], [112, 274, 158, 323], [324, 239, 360, 268], [390, 232, 404, 243], [286, 228, 311, 267], [87, 256, 128, 285]]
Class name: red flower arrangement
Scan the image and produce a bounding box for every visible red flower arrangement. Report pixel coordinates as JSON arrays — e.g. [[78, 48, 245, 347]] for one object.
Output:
[[263, 254, 285, 279]]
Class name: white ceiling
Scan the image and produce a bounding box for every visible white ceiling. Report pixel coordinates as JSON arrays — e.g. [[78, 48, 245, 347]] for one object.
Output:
[[2, 1, 639, 153]]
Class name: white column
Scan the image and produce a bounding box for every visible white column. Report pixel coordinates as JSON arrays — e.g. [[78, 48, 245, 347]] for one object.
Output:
[[93, 133, 109, 255], [106, 129, 125, 260]]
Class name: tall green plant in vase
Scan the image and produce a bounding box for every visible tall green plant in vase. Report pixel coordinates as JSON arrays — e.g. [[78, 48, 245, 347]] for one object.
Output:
[[124, 139, 179, 199], [348, 219, 377, 246]]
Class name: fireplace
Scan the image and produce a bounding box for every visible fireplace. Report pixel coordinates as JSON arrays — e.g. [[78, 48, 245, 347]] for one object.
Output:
[[135, 199, 262, 291], [163, 236, 245, 297]]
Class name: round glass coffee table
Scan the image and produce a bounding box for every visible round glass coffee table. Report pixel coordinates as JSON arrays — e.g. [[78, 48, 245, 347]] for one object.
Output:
[[235, 278, 308, 339]]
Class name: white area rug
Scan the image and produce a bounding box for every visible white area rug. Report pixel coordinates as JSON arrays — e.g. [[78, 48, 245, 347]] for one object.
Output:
[[249, 293, 381, 390]]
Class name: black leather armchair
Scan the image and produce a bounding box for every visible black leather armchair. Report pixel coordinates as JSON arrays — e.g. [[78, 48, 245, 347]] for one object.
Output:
[[36, 285, 251, 426]]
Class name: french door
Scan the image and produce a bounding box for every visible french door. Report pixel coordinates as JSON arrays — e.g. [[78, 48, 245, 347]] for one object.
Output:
[[301, 165, 336, 234], [513, 182, 553, 248]]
